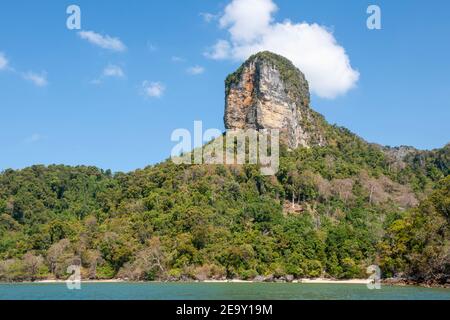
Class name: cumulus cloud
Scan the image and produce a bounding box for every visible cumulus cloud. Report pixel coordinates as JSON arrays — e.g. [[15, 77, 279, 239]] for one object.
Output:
[[78, 30, 126, 52], [142, 81, 165, 98], [103, 64, 124, 78], [187, 65, 205, 75], [0, 52, 8, 70], [205, 0, 359, 99], [220, 0, 277, 43], [23, 71, 48, 87]]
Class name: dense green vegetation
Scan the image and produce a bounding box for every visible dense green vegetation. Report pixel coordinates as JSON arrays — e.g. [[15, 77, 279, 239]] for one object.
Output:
[[0, 131, 448, 285], [380, 176, 449, 285], [0, 52, 448, 285]]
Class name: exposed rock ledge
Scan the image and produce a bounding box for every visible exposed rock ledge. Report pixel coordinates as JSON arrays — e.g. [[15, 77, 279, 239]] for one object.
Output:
[[224, 51, 328, 149]]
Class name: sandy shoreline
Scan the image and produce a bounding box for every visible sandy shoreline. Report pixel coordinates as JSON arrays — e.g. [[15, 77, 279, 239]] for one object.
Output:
[[27, 278, 372, 285], [33, 279, 125, 284], [14, 278, 445, 288], [203, 278, 372, 284], [297, 278, 372, 284]]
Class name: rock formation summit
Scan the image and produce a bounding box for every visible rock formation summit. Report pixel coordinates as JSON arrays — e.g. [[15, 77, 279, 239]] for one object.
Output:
[[224, 51, 328, 149]]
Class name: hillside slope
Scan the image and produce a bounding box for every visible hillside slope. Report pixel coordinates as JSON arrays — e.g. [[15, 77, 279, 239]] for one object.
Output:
[[0, 52, 448, 285]]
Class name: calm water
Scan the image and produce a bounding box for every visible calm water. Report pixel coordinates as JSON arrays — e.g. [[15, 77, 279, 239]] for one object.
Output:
[[0, 283, 449, 300]]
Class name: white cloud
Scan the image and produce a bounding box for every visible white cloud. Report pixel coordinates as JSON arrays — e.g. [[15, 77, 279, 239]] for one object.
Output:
[[205, 0, 359, 99], [205, 39, 231, 60], [0, 52, 8, 70], [23, 71, 48, 87], [0, 52, 49, 87], [220, 0, 277, 43], [200, 12, 219, 23], [78, 30, 126, 52], [142, 81, 165, 98], [187, 65, 205, 75], [91, 65, 125, 84], [103, 64, 124, 78]]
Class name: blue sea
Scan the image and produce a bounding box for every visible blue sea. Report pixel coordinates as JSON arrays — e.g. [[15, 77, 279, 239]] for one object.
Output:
[[0, 282, 449, 300]]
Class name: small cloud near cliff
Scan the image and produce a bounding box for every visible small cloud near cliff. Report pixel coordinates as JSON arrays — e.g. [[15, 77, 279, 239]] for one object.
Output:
[[103, 65, 125, 78], [23, 71, 48, 87], [142, 81, 165, 98], [187, 65, 205, 75], [78, 30, 127, 52], [205, 0, 359, 99]]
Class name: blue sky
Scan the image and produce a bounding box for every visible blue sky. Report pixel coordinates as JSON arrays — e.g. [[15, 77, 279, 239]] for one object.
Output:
[[0, 0, 449, 172]]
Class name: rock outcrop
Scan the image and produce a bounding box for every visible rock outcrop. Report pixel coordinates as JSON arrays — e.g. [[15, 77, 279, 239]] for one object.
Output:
[[224, 51, 328, 149]]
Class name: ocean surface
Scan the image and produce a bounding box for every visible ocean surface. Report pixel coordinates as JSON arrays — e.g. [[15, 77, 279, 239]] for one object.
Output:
[[0, 282, 449, 300]]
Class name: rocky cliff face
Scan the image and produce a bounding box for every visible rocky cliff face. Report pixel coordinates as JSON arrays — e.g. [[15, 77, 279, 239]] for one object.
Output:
[[224, 51, 328, 149]]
